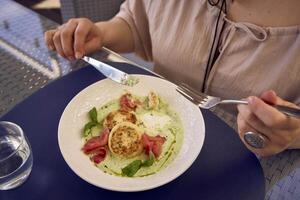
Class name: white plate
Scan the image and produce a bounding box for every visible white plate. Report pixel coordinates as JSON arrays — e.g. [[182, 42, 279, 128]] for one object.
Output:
[[58, 75, 205, 192]]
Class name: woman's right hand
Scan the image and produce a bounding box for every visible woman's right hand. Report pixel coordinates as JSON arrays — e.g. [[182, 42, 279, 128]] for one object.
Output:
[[44, 18, 103, 60]]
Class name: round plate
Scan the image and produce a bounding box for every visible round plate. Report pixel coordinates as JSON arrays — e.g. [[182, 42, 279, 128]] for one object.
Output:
[[58, 75, 205, 192]]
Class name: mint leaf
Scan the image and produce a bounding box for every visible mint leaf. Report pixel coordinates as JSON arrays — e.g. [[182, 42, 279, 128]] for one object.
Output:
[[121, 160, 142, 177], [121, 153, 156, 177], [83, 121, 98, 137], [142, 152, 155, 167], [82, 107, 99, 137], [89, 107, 98, 122]]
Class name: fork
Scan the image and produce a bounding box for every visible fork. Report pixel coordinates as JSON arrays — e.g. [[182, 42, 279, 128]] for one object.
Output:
[[176, 83, 300, 118]]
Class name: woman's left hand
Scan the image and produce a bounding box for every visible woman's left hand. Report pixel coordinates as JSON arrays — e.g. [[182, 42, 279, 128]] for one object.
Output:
[[237, 90, 300, 157]]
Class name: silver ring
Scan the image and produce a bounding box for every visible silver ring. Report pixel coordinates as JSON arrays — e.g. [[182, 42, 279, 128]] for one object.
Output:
[[244, 131, 266, 149]]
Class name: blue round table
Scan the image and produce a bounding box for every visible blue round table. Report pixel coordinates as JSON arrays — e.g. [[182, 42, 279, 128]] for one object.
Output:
[[0, 63, 265, 200]]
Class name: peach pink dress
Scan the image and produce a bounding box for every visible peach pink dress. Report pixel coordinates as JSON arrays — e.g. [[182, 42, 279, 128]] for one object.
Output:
[[116, 0, 300, 108]]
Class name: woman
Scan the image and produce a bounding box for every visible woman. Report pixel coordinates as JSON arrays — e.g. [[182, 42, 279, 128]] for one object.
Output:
[[45, 0, 300, 156]]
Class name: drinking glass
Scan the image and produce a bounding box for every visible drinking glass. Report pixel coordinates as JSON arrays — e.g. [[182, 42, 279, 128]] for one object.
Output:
[[0, 121, 33, 190]]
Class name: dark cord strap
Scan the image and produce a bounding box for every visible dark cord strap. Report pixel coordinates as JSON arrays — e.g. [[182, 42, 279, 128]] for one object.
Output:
[[208, 0, 221, 6], [201, 0, 227, 92]]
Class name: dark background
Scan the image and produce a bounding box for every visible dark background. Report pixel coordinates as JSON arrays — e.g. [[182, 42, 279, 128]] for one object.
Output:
[[14, 0, 62, 23]]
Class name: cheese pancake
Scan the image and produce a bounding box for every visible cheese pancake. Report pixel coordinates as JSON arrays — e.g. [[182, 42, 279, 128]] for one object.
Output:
[[103, 109, 137, 131], [108, 122, 143, 158]]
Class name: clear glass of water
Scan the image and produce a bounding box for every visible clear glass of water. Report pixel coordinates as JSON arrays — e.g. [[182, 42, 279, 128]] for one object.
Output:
[[0, 121, 33, 190]]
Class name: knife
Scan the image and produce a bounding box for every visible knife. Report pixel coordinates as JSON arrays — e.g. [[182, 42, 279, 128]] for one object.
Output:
[[82, 56, 137, 86]]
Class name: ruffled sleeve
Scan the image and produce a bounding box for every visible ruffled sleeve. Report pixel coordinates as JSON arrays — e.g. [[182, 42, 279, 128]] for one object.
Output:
[[115, 0, 152, 61]]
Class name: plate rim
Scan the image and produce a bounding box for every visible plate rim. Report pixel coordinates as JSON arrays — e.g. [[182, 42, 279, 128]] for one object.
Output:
[[58, 74, 205, 192]]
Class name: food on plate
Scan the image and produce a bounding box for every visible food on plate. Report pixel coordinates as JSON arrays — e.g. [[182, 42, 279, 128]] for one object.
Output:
[[81, 91, 183, 177], [103, 110, 137, 131], [123, 76, 139, 87], [109, 122, 143, 158]]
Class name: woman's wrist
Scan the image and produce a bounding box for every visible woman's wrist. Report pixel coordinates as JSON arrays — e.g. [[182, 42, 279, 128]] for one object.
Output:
[[95, 18, 134, 53], [95, 21, 109, 48]]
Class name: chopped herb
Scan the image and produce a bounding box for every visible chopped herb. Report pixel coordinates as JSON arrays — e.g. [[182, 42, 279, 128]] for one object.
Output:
[[83, 121, 98, 137], [122, 153, 155, 177], [124, 76, 139, 87], [82, 107, 100, 137], [89, 107, 98, 122], [122, 160, 142, 177], [141, 152, 155, 167]]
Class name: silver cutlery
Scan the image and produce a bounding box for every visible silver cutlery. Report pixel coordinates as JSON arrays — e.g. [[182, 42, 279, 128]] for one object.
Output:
[[177, 83, 300, 118], [82, 55, 300, 118], [82, 56, 138, 86]]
